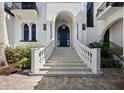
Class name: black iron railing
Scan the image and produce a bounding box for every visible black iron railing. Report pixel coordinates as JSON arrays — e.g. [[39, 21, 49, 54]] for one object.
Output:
[[96, 2, 113, 17], [109, 41, 123, 58], [110, 41, 123, 51], [11, 2, 39, 14]]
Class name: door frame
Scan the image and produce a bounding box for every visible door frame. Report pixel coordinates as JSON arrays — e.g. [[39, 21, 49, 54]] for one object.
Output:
[[55, 24, 71, 47], [58, 24, 70, 47]]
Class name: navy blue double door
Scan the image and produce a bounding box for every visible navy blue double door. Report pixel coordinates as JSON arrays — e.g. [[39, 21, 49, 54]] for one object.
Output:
[[58, 25, 70, 47]]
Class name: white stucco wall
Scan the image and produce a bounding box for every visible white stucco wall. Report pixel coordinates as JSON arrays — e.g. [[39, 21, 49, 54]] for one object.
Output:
[[6, 2, 85, 47], [109, 19, 123, 47], [46, 2, 84, 47], [4, 2, 123, 49], [86, 2, 123, 46], [4, 12, 14, 47], [46, 3, 83, 21], [10, 3, 48, 47], [87, 2, 103, 44]]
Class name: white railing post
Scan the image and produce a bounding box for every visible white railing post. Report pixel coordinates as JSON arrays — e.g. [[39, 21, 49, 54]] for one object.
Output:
[[31, 48, 39, 73], [91, 48, 101, 74]]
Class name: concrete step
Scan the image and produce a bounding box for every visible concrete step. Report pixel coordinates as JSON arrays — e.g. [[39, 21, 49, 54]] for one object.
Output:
[[49, 57, 81, 60], [52, 52, 78, 55], [29, 70, 98, 76], [44, 62, 86, 66], [39, 66, 91, 71], [54, 47, 74, 50], [51, 54, 79, 57], [47, 60, 83, 63]]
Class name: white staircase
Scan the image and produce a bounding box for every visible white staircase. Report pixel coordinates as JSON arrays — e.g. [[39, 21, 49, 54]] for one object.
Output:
[[34, 47, 97, 76]]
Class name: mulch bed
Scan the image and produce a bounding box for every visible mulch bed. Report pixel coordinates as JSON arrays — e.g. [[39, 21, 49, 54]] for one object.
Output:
[[0, 64, 19, 75]]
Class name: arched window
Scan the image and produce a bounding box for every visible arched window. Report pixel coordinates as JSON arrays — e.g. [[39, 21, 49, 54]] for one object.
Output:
[[24, 24, 29, 41], [31, 24, 36, 41]]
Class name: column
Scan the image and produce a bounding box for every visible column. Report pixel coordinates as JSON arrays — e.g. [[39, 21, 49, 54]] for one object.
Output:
[[123, 5, 124, 73], [29, 24, 32, 41], [82, 2, 87, 45]]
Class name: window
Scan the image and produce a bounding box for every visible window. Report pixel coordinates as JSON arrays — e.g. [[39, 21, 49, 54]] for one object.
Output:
[[87, 2, 94, 27], [43, 24, 47, 30], [24, 24, 29, 41], [31, 24, 36, 41], [22, 2, 36, 9]]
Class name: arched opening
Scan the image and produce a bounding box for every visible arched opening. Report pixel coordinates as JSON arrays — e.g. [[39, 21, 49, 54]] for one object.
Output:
[[23, 24, 29, 41], [103, 18, 123, 58], [54, 10, 74, 47], [58, 24, 70, 47], [31, 24, 36, 41]]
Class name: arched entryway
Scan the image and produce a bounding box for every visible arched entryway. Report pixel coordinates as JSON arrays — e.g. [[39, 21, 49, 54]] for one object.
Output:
[[54, 10, 74, 47], [103, 18, 123, 58], [58, 24, 70, 47]]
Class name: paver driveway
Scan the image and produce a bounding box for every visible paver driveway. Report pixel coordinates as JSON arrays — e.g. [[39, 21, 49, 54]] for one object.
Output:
[[0, 69, 124, 90], [35, 69, 124, 90]]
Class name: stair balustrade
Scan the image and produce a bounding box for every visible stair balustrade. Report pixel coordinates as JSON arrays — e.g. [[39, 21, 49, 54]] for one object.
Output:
[[31, 40, 55, 73], [74, 39, 101, 74]]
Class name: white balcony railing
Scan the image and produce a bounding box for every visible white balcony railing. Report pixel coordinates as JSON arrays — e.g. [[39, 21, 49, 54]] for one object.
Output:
[[11, 2, 39, 14], [96, 2, 113, 17]]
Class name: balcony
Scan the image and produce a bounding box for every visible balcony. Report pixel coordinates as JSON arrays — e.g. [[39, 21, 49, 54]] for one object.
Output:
[[11, 2, 39, 19], [96, 2, 123, 20]]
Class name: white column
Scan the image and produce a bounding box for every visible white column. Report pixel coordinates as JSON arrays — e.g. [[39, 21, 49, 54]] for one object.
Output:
[[73, 21, 77, 47], [29, 24, 32, 41], [52, 22, 56, 46], [82, 3, 87, 45], [46, 22, 51, 44], [78, 22, 82, 42]]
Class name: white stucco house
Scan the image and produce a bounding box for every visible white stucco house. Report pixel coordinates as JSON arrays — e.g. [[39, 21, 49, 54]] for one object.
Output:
[[4, 2, 124, 75]]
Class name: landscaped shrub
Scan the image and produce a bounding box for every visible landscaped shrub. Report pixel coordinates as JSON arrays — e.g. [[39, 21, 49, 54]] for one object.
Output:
[[101, 58, 112, 68], [88, 42, 121, 68], [5, 46, 31, 69], [88, 42, 103, 48], [16, 58, 31, 70], [88, 42, 109, 58], [5, 46, 31, 63], [88, 42, 110, 67]]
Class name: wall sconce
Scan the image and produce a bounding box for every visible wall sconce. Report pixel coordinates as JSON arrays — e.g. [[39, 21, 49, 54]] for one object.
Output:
[[82, 24, 86, 30]]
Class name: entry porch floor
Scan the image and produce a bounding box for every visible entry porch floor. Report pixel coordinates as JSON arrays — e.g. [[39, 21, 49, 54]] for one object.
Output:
[[0, 68, 124, 90]]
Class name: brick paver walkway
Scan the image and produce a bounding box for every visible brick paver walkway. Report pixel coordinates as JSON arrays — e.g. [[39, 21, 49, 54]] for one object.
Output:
[[0, 69, 124, 90], [35, 69, 124, 90]]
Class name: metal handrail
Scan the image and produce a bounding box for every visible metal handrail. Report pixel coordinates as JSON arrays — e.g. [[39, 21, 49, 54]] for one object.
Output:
[[96, 2, 113, 17], [110, 41, 123, 52], [11, 2, 20, 9]]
